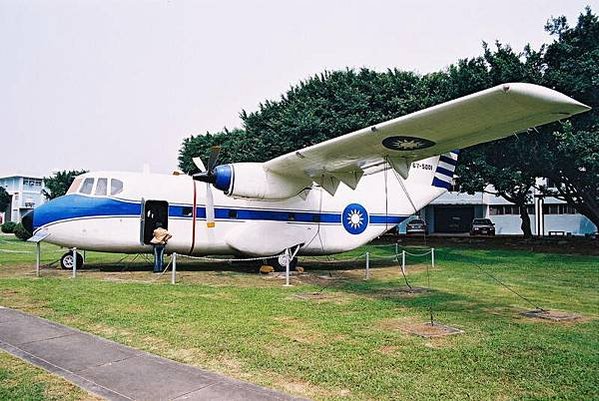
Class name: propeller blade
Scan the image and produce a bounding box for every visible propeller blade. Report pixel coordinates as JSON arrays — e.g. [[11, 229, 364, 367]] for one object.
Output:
[[207, 146, 221, 170], [192, 157, 206, 173], [205, 183, 215, 228]]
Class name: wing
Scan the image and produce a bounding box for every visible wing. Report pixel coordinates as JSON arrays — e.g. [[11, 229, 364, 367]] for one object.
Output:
[[264, 83, 590, 185]]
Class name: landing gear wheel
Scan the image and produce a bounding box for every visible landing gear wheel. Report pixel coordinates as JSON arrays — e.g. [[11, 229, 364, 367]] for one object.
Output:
[[60, 251, 84, 270], [265, 255, 298, 272]]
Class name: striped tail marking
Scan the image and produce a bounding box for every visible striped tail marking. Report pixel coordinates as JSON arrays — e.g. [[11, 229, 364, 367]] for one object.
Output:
[[432, 150, 460, 189]]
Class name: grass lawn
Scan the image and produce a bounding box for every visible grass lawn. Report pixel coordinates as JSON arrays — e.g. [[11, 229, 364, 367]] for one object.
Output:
[[0, 351, 100, 401], [0, 235, 597, 400]]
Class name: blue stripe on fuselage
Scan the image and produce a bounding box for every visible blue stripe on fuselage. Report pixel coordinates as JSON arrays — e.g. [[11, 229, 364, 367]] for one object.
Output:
[[369, 215, 404, 224], [34, 194, 142, 228], [33, 194, 405, 229]]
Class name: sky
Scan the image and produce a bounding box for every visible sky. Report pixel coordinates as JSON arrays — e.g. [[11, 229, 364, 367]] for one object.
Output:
[[0, 0, 596, 177]]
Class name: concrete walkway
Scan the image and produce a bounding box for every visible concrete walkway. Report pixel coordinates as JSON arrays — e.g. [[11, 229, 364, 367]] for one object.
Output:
[[0, 307, 307, 401]]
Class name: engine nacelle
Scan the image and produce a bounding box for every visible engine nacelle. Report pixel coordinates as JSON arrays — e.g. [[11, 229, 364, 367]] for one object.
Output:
[[212, 162, 310, 200]]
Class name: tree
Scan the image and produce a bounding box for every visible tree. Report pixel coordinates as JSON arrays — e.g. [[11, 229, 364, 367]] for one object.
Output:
[[43, 170, 88, 200], [179, 69, 429, 173], [454, 42, 543, 237], [178, 128, 249, 175], [0, 186, 9, 213], [454, 7, 599, 234], [14, 222, 32, 241], [533, 8, 599, 228], [456, 136, 540, 238], [1, 221, 16, 233], [176, 7, 597, 234]]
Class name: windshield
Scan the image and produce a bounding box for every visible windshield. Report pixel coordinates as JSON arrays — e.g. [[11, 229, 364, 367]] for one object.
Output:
[[473, 219, 492, 225], [66, 177, 83, 195]]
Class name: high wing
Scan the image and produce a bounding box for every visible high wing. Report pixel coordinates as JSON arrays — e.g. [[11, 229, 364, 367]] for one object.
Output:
[[264, 83, 590, 184]]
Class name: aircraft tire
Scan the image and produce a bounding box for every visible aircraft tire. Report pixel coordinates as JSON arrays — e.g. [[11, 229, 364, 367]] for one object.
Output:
[[60, 251, 84, 270]]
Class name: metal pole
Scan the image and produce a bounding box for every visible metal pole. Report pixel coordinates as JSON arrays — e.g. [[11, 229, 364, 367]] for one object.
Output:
[[284, 248, 291, 287], [72, 247, 77, 278], [36, 242, 40, 277], [431, 248, 435, 268], [365, 252, 370, 280], [401, 250, 406, 275], [171, 252, 177, 285]]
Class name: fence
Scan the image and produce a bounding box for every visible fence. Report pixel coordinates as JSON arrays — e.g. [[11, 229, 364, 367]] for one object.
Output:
[[2, 242, 434, 287]]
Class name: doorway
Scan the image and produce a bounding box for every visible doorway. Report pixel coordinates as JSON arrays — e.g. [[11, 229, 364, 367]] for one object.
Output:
[[141, 200, 169, 245], [434, 206, 474, 233]]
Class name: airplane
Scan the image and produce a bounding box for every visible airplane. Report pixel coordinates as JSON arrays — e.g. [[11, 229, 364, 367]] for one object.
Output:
[[21, 83, 590, 270]]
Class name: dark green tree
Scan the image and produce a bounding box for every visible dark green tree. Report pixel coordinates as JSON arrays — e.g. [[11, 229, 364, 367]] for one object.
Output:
[[177, 8, 597, 234], [454, 42, 544, 237], [454, 7, 599, 234], [178, 128, 250, 175], [14, 222, 32, 240], [456, 136, 540, 238], [43, 170, 88, 200], [178, 69, 429, 173], [0, 186, 9, 214], [532, 8, 599, 228]]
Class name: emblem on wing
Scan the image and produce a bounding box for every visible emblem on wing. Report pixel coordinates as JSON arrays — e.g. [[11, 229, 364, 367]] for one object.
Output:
[[382, 136, 435, 151]]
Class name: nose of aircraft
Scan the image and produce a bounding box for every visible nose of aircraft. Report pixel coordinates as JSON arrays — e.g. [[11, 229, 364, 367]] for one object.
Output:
[[21, 210, 34, 234]]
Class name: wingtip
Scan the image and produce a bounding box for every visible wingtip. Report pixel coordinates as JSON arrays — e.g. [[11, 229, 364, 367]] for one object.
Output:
[[561, 98, 591, 116], [502, 82, 591, 116]]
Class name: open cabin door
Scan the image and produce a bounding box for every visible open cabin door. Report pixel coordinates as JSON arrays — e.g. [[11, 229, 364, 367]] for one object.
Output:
[[140, 199, 169, 245]]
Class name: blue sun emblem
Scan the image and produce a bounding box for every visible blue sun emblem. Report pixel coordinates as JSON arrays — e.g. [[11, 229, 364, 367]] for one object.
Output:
[[342, 203, 368, 235]]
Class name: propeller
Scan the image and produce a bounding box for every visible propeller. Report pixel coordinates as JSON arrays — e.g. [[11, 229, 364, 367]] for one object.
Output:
[[192, 146, 221, 228]]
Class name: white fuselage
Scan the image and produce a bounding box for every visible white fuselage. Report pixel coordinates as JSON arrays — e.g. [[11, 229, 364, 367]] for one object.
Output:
[[31, 154, 453, 257]]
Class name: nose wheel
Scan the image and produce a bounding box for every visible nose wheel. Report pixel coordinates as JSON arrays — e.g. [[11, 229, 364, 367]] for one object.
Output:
[[60, 251, 84, 270]]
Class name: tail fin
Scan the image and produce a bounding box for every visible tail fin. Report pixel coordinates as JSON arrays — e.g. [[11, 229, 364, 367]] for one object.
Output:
[[432, 150, 460, 190]]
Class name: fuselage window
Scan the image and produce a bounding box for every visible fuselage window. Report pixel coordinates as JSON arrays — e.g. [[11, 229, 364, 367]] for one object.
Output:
[[95, 178, 108, 196], [80, 178, 94, 195], [111, 179, 124, 196], [228, 209, 237, 219], [182, 207, 193, 217]]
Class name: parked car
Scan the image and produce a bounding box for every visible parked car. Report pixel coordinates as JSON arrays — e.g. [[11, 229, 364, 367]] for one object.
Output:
[[406, 218, 428, 235], [470, 218, 496, 236], [383, 225, 400, 237]]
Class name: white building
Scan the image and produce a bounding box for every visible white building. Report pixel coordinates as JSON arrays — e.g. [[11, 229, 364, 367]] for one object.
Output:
[[0, 174, 47, 224], [400, 179, 596, 236]]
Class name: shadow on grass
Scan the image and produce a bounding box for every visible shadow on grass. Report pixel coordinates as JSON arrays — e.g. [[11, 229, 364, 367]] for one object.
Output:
[[315, 279, 544, 324], [92, 260, 259, 273]]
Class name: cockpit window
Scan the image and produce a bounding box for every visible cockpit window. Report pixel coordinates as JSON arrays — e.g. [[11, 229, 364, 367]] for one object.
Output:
[[110, 179, 123, 196], [67, 177, 83, 195], [95, 178, 107, 196], [80, 178, 94, 195]]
